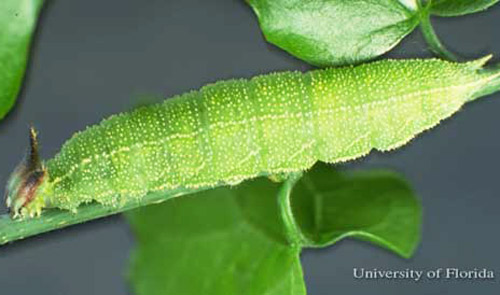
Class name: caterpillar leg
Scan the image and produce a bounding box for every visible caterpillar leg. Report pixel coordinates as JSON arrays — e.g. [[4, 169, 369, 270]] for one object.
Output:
[[19, 195, 45, 218], [268, 172, 293, 183]]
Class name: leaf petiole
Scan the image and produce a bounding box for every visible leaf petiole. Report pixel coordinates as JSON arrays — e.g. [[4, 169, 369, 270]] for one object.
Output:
[[419, 7, 459, 61], [277, 172, 311, 247]]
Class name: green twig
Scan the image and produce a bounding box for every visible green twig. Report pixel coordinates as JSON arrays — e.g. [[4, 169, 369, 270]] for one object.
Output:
[[0, 186, 208, 246], [473, 64, 500, 99]]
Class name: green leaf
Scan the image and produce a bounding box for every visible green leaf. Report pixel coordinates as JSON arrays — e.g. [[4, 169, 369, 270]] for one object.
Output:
[[431, 0, 499, 17], [291, 164, 421, 258], [127, 164, 421, 294], [246, 0, 422, 66], [127, 179, 306, 295], [0, 0, 43, 120]]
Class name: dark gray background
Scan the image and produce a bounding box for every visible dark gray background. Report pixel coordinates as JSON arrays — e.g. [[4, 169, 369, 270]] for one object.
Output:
[[0, 0, 499, 294]]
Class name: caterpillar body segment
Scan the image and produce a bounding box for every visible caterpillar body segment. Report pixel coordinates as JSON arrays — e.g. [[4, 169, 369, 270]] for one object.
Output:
[[5, 57, 500, 218]]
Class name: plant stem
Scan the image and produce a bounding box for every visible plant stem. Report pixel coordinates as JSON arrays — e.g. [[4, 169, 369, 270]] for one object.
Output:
[[420, 10, 459, 61], [472, 64, 500, 99], [277, 172, 309, 246], [0, 186, 208, 246]]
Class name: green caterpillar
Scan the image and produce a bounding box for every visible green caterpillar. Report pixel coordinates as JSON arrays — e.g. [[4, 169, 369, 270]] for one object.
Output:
[[5, 57, 500, 218]]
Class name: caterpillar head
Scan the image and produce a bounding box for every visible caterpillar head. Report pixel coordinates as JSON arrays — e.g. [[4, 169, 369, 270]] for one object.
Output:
[[4, 127, 48, 219]]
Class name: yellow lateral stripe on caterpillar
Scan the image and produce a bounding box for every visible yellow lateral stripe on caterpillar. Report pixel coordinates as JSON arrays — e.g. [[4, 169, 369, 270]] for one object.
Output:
[[50, 76, 497, 185]]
